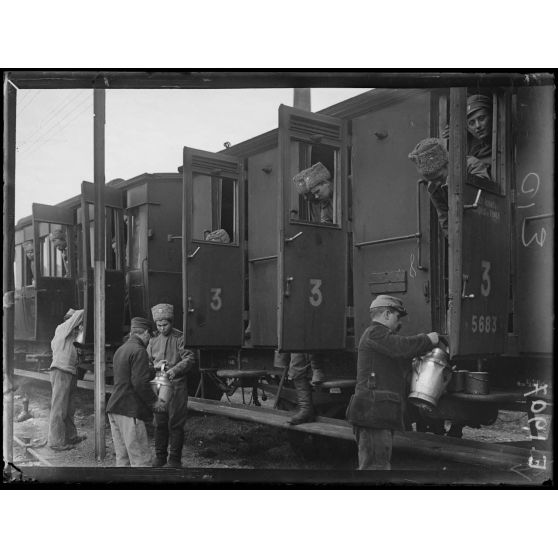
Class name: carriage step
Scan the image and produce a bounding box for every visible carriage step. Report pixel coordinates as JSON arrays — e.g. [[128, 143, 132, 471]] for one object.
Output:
[[215, 369, 273, 379], [318, 379, 356, 390]]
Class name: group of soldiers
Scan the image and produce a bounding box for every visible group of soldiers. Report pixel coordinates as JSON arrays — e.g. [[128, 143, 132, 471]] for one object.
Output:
[[46, 302, 192, 467], [43, 94, 494, 470]]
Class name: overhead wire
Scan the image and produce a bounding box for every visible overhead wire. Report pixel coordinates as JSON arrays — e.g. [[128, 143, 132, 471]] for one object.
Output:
[[19, 99, 93, 162], [16, 90, 42, 116], [18, 94, 93, 160], [18, 91, 87, 148]]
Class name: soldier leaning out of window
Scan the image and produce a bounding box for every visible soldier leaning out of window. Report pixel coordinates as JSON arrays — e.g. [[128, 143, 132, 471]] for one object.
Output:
[[50, 228, 69, 276], [441, 94, 493, 174]]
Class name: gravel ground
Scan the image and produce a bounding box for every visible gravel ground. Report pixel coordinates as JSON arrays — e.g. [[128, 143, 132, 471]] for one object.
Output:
[[9, 379, 547, 470]]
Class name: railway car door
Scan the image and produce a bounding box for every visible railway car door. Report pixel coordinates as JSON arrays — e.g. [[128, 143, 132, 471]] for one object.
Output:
[[182, 147, 244, 346], [447, 88, 510, 357], [352, 92, 433, 342], [277, 105, 348, 351], [79, 182, 126, 345], [14, 223, 36, 341], [30, 203, 76, 341], [513, 85, 554, 355]]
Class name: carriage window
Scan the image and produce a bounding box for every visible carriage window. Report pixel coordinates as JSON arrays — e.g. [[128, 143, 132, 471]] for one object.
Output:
[[191, 173, 237, 243], [127, 205, 147, 270], [466, 91, 498, 183], [84, 202, 124, 269], [15, 245, 23, 288], [38, 223, 70, 278], [105, 207, 122, 270], [289, 141, 339, 226]]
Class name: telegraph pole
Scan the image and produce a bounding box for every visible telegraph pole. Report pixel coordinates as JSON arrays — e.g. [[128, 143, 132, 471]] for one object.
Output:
[[3, 76, 16, 469], [93, 89, 106, 461]]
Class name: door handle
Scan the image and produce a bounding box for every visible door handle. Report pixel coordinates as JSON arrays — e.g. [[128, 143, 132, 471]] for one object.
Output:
[[461, 274, 475, 299], [285, 232, 303, 243], [187, 296, 195, 313], [464, 189, 482, 210], [284, 276, 294, 297], [187, 246, 201, 259]]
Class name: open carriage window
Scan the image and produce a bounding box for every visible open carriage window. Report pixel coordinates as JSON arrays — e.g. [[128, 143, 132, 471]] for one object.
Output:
[[290, 141, 339, 226], [38, 222, 70, 278], [127, 205, 145, 271], [105, 206, 123, 270], [83, 202, 125, 270], [191, 173, 237, 244], [15, 228, 35, 287]]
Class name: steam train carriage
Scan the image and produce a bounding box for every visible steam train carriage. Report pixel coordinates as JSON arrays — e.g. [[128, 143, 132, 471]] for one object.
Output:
[[14, 85, 553, 437], [181, 86, 553, 428]]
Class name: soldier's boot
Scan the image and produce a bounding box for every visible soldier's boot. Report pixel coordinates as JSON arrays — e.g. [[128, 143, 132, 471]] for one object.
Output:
[[152, 423, 168, 467], [310, 368, 325, 386], [167, 429, 184, 467], [287, 377, 315, 425]]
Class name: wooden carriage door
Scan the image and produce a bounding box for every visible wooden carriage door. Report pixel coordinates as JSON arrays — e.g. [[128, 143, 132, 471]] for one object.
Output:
[[80, 183, 126, 345], [182, 147, 244, 346], [447, 88, 510, 357], [31, 203, 76, 342], [352, 92, 432, 343], [277, 105, 348, 352]]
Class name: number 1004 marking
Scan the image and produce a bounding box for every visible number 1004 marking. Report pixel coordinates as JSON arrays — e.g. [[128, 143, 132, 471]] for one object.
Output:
[[471, 314, 497, 333]]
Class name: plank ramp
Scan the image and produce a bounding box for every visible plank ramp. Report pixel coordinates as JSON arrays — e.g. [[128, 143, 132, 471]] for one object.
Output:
[[187, 397, 553, 471]]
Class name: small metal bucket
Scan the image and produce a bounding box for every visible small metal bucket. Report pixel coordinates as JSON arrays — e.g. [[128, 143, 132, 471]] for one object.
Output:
[[409, 348, 452, 408], [465, 371, 490, 395], [447, 369, 467, 393], [150, 372, 174, 403]]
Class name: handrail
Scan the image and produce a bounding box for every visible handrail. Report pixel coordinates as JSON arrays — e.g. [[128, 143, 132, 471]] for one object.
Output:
[[524, 213, 554, 223], [354, 233, 420, 248], [249, 255, 278, 264]]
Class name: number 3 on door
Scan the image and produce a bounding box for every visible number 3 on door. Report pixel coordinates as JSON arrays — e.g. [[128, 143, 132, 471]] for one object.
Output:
[[210, 288, 222, 311], [309, 279, 323, 307]]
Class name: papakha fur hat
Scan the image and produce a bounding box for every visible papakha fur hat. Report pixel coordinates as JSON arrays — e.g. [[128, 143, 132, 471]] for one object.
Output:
[[151, 303, 174, 321], [206, 229, 231, 243], [293, 162, 331, 195], [408, 138, 448, 179]]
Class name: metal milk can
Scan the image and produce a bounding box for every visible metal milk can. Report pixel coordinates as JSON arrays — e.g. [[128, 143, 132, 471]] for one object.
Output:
[[408, 347, 452, 408], [150, 371, 174, 403]]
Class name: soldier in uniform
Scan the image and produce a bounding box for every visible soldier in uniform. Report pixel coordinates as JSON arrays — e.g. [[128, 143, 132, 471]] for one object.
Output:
[[48, 308, 87, 450], [107, 316, 161, 467], [347, 296, 440, 470], [50, 228, 69, 276], [408, 138, 490, 238], [282, 163, 333, 426], [465, 94, 493, 171], [148, 303, 195, 467]]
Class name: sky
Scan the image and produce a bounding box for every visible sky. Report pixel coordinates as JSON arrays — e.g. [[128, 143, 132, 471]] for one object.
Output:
[[14, 88, 370, 221]]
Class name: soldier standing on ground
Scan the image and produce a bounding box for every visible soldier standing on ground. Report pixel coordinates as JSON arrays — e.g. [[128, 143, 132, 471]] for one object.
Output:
[[148, 303, 195, 467], [48, 308, 87, 451], [107, 317, 163, 467]]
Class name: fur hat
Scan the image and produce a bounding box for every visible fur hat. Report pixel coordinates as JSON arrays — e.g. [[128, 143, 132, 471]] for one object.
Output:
[[151, 303, 174, 321], [293, 162, 331, 195], [130, 317, 152, 331], [370, 295, 408, 317], [467, 94, 492, 117], [206, 229, 231, 243], [408, 138, 448, 180]]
